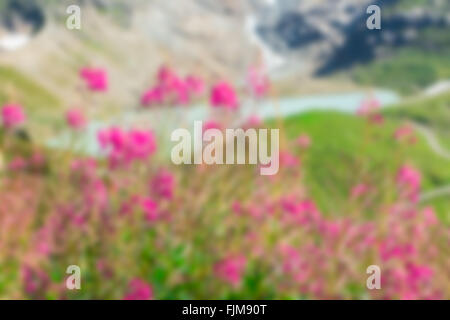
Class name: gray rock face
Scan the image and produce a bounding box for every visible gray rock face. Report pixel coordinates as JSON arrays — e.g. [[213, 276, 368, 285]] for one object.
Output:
[[1, 0, 448, 77], [0, 0, 45, 33]]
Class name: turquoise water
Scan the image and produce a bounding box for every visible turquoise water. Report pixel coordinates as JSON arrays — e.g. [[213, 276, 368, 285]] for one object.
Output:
[[47, 89, 400, 156]]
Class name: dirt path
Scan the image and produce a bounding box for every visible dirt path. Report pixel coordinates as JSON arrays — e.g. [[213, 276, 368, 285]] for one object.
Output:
[[412, 122, 450, 203], [412, 123, 450, 160]]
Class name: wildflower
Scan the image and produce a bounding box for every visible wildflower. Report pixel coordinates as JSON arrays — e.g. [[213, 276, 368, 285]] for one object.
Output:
[[150, 169, 175, 200], [244, 115, 262, 128], [394, 125, 416, 144], [296, 134, 311, 148], [156, 66, 190, 105], [8, 156, 27, 171], [202, 120, 222, 131], [210, 81, 239, 110], [84, 179, 108, 211], [80, 67, 108, 92], [185, 75, 205, 96], [247, 65, 270, 98], [369, 113, 384, 125], [356, 97, 380, 116], [279, 151, 299, 168], [1, 104, 26, 129], [281, 198, 321, 225], [141, 197, 159, 222], [71, 158, 97, 181], [214, 255, 246, 286], [124, 278, 153, 300], [66, 108, 86, 130], [119, 195, 140, 216], [21, 265, 49, 296], [127, 129, 157, 161], [231, 201, 243, 215], [350, 183, 369, 199], [396, 165, 421, 202], [29, 152, 46, 169], [141, 86, 164, 106], [422, 207, 438, 226], [98, 128, 157, 167]]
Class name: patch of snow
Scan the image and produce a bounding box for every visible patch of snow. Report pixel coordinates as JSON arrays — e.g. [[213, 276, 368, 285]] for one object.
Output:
[[0, 33, 30, 51]]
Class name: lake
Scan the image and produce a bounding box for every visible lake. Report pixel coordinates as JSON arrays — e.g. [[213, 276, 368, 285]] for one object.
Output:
[[47, 89, 400, 156]]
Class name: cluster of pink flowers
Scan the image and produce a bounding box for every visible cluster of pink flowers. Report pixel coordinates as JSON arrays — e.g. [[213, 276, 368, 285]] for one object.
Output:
[[66, 108, 87, 130], [350, 183, 370, 199], [210, 81, 239, 110], [214, 255, 247, 287], [1, 104, 26, 129], [356, 97, 384, 124], [8, 152, 46, 172], [150, 169, 175, 200], [396, 164, 421, 202], [98, 127, 157, 167], [296, 134, 311, 149], [281, 197, 322, 226], [140, 197, 160, 222], [247, 65, 270, 98], [80, 67, 108, 92], [394, 125, 417, 144], [141, 66, 205, 107], [123, 278, 153, 300], [2, 64, 448, 301]]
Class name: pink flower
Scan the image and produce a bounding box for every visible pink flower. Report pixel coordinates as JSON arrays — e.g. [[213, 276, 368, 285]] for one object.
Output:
[[119, 195, 140, 216], [84, 179, 108, 211], [157, 66, 190, 105], [369, 113, 384, 125], [356, 98, 380, 116], [210, 81, 239, 110], [247, 65, 270, 98], [214, 255, 246, 286], [71, 157, 97, 175], [394, 125, 416, 144], [124, 278, 153, 300], [281, 198, 321, 225], [1, 104, 26, 129], [142, 66, 201, 107], [396, 165, 421, 202], [98, 128, 157, 167], [379, 240, 416, 262], [127, 129, 157, 160], [8, 156, 27, 171], [157, 65, 177, 86], [350, 183, 370, 199], [185, 75, 205, 96], [279, 151, 299, 168], [231, 201, 243, 215], [203, 120, 222, 131], [151, 169, 175, 200], [66, 108, 86, 130], [422, 207, 438, 226], [141, 86, 164, 106], [242, 115, 262, 129], [296, 134, 311, 148], [30, 152, 46, 169], [21, 265, 49, 296], [141, 197, 159, 222], [80, 67, 108, 92]]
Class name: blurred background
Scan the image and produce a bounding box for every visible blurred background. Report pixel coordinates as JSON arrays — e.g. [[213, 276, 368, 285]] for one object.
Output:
[[0, 0, 449, 299]]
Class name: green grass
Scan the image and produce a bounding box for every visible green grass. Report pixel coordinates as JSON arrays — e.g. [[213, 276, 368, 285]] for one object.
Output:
[[384, 93, 450, 150], [352, 49, 450, 95], [268, 109, 450, 224], [0, 66, 60, 111]]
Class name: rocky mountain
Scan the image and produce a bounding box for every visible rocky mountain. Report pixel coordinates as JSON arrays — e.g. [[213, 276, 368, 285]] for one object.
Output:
[[0, 0, 449, 107]]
